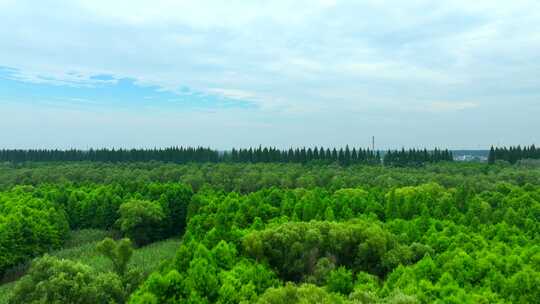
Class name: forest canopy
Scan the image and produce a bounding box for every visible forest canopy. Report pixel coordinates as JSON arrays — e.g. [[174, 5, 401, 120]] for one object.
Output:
[[0, 158, 539, 303]]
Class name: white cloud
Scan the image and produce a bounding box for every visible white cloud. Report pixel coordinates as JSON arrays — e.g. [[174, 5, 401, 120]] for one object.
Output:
[[207, 88, 257, 101], [340, 61, 458, 84], [427, 101, 478, 112], [1, 1, 539, 147], [75, 0, 332, 29], [2, 1, 539, 108]]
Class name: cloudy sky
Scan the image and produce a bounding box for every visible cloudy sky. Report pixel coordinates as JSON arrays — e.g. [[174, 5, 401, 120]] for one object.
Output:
[[1, 0, 539, 149]]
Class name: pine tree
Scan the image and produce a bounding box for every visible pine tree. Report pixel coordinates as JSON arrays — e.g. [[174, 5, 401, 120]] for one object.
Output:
[[488, 146, 495, 165]]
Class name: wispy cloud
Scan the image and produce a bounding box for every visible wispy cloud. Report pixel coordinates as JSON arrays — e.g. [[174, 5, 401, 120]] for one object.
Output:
[[0, 67, 252, 111], [207, 88, 258, 101], [427, 101, 478, 112], [0, 1, 539, 148]]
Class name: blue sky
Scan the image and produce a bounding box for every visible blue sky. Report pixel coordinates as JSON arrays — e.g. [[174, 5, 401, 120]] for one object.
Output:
[[0, 67, 252, 110], [0, 0, 539, 149]]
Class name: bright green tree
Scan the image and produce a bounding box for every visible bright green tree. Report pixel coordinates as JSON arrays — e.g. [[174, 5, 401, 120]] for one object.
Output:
[[117, 200, 165, 246], [8, 255, 125, 304]]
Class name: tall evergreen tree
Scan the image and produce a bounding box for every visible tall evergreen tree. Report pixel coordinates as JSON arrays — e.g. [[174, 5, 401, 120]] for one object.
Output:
[[488, 146, 496, 165]]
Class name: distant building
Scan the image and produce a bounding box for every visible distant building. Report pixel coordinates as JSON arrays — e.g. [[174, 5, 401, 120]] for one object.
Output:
[[454, 155, 488, 162]]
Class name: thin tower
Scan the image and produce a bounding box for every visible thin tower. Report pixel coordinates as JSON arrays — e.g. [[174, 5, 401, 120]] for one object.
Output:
[[372, 136, 375, 151]]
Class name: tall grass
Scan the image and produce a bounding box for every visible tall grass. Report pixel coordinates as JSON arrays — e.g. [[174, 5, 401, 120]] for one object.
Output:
[[62, 229, 115, 249], [52, 237, 181, 274], [127, 239, 181, 275], [0, 229, 114, 284]]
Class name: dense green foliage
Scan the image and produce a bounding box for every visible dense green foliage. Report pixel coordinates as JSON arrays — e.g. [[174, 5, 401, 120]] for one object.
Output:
[[257, 283, 349, 303], [0, 282, 14, 304], [243, 220, 420, 280], [0, 188, 69, 276], [7, 235, 176, 304], [0, 230, 180, 304], [256, 283, 416, 304], [131, 180, 540, 303], [0, 182, 191, 280], [3, 161, 540, 194], [1, 161, 539, 303], [8, 256, 125, 304]]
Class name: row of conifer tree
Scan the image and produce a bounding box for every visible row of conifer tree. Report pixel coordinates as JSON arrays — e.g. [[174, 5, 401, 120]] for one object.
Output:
[[0, 146, 458, 166], [383, 148, 454, 166], [488, 145, 540, 164]]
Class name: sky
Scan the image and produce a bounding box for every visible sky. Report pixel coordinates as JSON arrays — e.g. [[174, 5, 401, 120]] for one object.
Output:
[[0, 0, 539, 150]]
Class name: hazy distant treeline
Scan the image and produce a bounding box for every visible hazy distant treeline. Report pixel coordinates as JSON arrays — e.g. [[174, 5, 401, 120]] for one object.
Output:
[[383, 148, 453, 166], [488, 145, 540, 164], [0, 146, 454, 166]]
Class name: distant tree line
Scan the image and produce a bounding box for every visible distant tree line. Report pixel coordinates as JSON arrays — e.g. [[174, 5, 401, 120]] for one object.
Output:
[[0, 147, 220, 163], [229, 147, 380, 165], [488, 145, 540, 164], [383, 148, 453, 166], [0, 146, 457, 166]]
